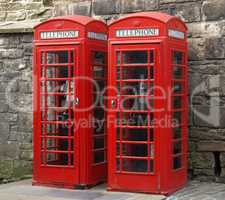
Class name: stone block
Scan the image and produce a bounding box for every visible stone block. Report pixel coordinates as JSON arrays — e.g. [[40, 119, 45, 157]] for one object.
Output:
[[144, 0, 159, 11], [25, 2, 43, 10], [27, 8, 53, 20], [0, 122, 9, 142], [0, 101, 9, 113], [121, 0, 158, 13], [17, 131, 32, 144], [21, 34, 33, 43], [220, 153, 225, 168], [221, 77, 225, 96], [194, 168, 214, 176], [187, 21, 223, 38], [188, 38, 206, 61], [189, 73, 207, 95], [18, 114, 32, 132], [161, 2, 201, 23], [68, 1, 92, 16], [1, 49, 23, 59], [121, 0, 145, 13], [0, 113, 18, 122], [160, 0, 200, 3], [198, 142, 225, 152], [192, 105, 225, 128], [193, 152, 214, 169], [0, 142, 20, 159], [18, 81, 31, 93], [0, 160, 14, 179], [93, 0, 121, 15], [7, 3, 24, 11], [0, 11, 6, 21], [53, 4, 69, 16], [12, 160, 32, 179], [6, 11, 26, 21], [43, 0, 53, 6], [202, 0, 225, 21], [205, 37, 225, 59], [189, 128, 225, 141], [23, 44, 33, 56], [19, 150, 33, 161]]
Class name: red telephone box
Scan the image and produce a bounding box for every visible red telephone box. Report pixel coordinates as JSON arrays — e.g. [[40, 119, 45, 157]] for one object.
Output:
[[107, 12, 188, 194], [33, 15, 108, 188]]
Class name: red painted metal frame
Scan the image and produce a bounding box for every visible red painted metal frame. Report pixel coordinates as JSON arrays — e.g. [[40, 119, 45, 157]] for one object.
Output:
[[107, 12, 188, 195], [33, 15, 108, 189]]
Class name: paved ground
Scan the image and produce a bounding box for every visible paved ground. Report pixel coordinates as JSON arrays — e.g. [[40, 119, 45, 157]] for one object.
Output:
[[0, 179, 224, 200], [172, 181, 225, 200], [0, 179, 165, 200]]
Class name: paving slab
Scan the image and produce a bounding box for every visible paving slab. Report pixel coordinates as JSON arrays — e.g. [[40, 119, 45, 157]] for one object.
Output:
[[0, 180, 165, 200], [171, 181, 225, 200], [0, 180, 224, 200]]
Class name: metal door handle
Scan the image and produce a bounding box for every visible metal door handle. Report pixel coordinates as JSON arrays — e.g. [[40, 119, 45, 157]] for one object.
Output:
[[111, 100, 116, 108], [75, 97, 79, 105]]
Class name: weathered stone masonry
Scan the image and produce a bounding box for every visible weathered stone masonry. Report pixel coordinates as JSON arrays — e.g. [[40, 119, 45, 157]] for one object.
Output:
[[1, 0, 225, 183], [0, 33, 33, 182]]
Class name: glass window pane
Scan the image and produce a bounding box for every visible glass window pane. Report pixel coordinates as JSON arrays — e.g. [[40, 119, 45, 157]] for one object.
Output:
[[121, 82, 148, 96], [150, 128, 154, 141], [173, 51, 184, 65], [122, 143, 148, 157], [173, 112, 182, 125], [150, 67, 154, 79], [47, 51, 69, 64], [173, 66, 183, 79], [117, 52, 121, 65], [45, 66, 74, 78], [173, 126, 182, 139], [150, 144, 154, 158], [121, 128, 148, 141], [150, 159, 154, 173], [121, 97, 148, 110], [122, 159, 148, 172], [173, 96, 182, 109], [173, 82, 182, 94], [173, 141, 182, 154], [94, 137, 105, 149], [124, 113, 148, 126], [94, 52, 105, 64], [150, 50, 154, 63], [41, 52, 45, 64], [116, 142, 120, 156], [173, 156, 182, 169], [93, 119, 105, 134], [94, 150, 105, 163], [122, 66, 148, 80], [93, 66, 105, 78], [116, 159, 121, 171], [122, 51, 148, 64], [43, 153, 70, 166]]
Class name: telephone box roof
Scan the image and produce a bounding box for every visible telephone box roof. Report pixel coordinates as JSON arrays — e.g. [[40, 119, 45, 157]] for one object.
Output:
[[109, 12, 187, 30], [34, 15, 103, 29]]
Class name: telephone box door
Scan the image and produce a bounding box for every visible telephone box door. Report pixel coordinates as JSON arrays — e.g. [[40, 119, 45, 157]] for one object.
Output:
[[35, 45, 80, 186], [108, 43, 161, 192]]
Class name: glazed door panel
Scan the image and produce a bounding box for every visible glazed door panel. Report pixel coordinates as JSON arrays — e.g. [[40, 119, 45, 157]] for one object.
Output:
[[35, 45, 80, 186], [108, 44, 161, 192]]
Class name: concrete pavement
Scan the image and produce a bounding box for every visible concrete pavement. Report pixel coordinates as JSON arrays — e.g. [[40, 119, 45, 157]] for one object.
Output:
[[0, 179, 224, 200], [0, 179, 165, 200]]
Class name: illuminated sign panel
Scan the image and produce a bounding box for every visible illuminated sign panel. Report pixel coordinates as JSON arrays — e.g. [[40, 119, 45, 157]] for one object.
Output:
[[168, 29, 185, 39], [116, 28, 159, 37], [87, 32, 107, 41], [40, 31, 79, 39]]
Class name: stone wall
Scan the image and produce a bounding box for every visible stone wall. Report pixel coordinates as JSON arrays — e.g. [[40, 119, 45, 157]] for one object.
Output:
[[0, 33, 33, 182], [1, 0, 225, 182]]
